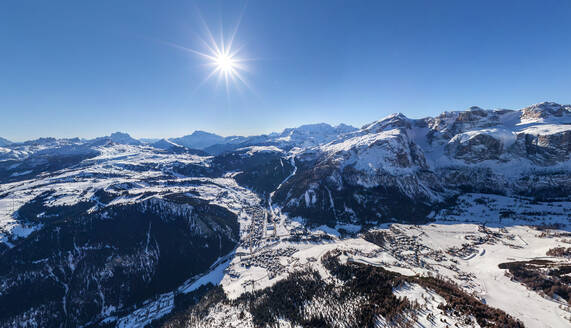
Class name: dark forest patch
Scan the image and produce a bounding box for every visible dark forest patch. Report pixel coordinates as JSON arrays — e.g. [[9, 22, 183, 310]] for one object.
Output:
[[499, 259, 570, 305]]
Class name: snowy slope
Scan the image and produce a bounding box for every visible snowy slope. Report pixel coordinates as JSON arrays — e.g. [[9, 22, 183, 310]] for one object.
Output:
[[0, 101, 569, 328]]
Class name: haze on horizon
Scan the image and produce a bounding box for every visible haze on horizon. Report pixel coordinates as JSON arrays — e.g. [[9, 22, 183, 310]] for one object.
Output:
[[1, 0, 570, 142]]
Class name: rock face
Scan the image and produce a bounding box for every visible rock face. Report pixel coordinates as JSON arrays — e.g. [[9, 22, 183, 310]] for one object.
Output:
[[512, 128, 571, 165], [520, 102, 571, 122], [88, 132, 142, 146], [109, 132, 142, 146]]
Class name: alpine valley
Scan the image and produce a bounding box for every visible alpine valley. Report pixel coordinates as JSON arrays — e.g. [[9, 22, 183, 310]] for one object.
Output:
[[0, 102, 569, 328]]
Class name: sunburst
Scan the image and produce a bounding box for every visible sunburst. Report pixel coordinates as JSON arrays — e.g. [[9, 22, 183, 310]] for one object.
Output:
[[160, 10, 252, 96]]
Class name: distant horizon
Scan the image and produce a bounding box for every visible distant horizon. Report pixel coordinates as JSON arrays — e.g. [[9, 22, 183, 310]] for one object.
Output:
[[2, 100, 569, 143]]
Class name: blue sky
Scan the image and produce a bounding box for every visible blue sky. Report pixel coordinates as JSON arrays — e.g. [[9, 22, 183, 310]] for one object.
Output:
[[1, 0, 570, 141]]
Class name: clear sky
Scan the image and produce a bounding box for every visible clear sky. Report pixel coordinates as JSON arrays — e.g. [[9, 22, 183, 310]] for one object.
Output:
[[1, 0, 570, 141]]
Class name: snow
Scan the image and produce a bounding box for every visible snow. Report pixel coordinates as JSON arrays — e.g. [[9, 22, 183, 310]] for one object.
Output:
[[151, 138, 185, 150], [312, 225, 340, 237], [393, 283, 481, 328], [320, 128, 402, 154], [433, 193, 570, 228], [519, 123, 571, 136], [449, 128, 518, 148], [334, 223, 361, 233], [178, 254, 233, 294], [318, 127, 420, 178], [190, 219, 569, 327], [237, 145, 283, 156], [375, 223, 571, 328], [275, 123, 357, 147], [0, 189, 43, 245], [0, 144, 221, 246], [9, 170, 32, 177], [458, 226, 570, 328], [116, 292, 174, 328], [214, 217, 567, 327]]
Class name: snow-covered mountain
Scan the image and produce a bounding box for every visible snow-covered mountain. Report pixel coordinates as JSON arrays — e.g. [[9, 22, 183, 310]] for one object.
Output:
[[0, 102, 569, 328], [149, 138, 188, 152], [170, 131, 227, 150], [270, 122, 358, 148], [0, 137, 12, 147], [90, 131, 142, 146], [273, 102, 570, 226], [168, 123, 358, 154]]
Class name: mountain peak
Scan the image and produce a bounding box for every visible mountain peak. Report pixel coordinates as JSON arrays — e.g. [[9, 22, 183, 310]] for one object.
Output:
[[190, 130, 222, 137], [110, 131, 131, 138], [362, 112, 410, 132], [521, 102, 571, 122], [151, 138, 186, 152], [286, 123, 334, 134], [170, 131, 225, 150], [109, 132, 141, 145]]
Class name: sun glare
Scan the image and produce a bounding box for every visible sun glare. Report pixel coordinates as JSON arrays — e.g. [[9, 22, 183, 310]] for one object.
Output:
[[215, 53, 236, 73], [160, 10, 252, 96]]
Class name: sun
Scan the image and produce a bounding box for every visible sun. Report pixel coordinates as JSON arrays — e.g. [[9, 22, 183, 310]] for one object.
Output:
[[203, 39, 247, 93], [159, 8, 253, 96], [214, 53, 236, 74], [173, 34, 250, 95], [159, 13, 252, 96]]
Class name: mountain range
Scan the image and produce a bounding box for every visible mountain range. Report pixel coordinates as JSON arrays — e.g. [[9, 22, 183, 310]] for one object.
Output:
[[0, 102, 569, 328]]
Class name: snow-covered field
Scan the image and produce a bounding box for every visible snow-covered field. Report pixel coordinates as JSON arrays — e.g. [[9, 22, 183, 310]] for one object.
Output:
[[213, 219, 570, 327]]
